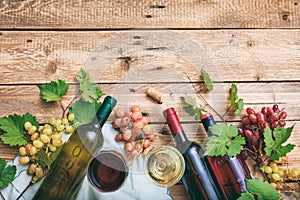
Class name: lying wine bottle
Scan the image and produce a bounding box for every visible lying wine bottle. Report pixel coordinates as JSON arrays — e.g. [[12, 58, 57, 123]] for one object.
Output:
[[200, 112, 252, 199], [163, 107, 224, 200], [32, 96, 117, 200]]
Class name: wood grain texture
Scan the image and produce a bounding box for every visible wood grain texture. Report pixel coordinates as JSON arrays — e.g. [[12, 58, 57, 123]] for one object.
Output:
[[0, 30, 299, 84], [0, 0, 299, 29], [0, 82, 299, 122]]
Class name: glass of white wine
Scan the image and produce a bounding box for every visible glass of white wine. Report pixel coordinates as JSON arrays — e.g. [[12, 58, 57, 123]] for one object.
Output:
[[144, 145, 185, 187]]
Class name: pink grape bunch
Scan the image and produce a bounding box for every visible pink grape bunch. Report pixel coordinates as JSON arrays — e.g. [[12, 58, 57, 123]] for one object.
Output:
[[112, 105, 157, 160], [238, 104, 287, 146]]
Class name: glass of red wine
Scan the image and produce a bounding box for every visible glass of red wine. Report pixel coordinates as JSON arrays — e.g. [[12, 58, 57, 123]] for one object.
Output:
[[87, 150, 128, 192]]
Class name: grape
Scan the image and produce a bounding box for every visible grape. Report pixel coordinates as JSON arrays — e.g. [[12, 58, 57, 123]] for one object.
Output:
[[271, 121, 279, 130], [43, 128, 53, 135], [241, 117, 251, 125], [143, 139, 151, 148], [31, 132, 39, 141], [263, 166, 273, 174], [19, 156, 30, 165], [270, 113, 279, 121], [25, 143, 34, 155], [115, 133, 123, 142], [135, 142, 143, 152], [244, 130, 253, 139], [19, 146, 27, 156], [272, 173, 281, 181], [28, 126, 37, 135], [273, 104, 279, 112], [131, 111, 143, 121], [56, 124, 65, 132], [278, 120, 286, 127], [62, 118, 69, 126], [131, 105, 141, 113], [27, 163, 37, 175], [67, 113, 75, 122], [51, 133, 62, 141], [279, 111, 287, 120], [33, 140, 44, 149], [52, 140, 63, 147], [133, 119, 144, 129], [256, 112, 265, 124], [267, 107, 274, 115], [122, 129, 132, 141], [290, 167, 299, 178], [49, 144, 57, 152], [238, 128, 244, 136], [125, 142, 134, 152], [35, 167, 44, 178], [142, 125, 153, 135], [24, 121, 32, 131], [246, 108, 256, 115], [115, 108, 125, 118], [65, 125, 75, 134], [261, 107, 268, 114], [49, 117, 56, 125], [248, 114, 257, 123], [40, 134, 50, 143], [29, 146, 37, 156]]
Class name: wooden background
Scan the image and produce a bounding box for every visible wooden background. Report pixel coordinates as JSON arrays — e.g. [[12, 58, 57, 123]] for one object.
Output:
[[0, 0, 299, 199]]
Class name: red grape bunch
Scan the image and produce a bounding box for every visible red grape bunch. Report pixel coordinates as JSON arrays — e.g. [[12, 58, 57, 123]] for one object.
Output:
[[112, 105, 157, 160], [238, 104, 287, 146]]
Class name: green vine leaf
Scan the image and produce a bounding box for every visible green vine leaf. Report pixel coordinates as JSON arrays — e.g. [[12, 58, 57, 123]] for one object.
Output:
[[237, 192, 255, 200], [245, 179, 279, 200], [37, 144, 65, 170], [201, 69, 213, 91], [181, 96, 206, 120], [264, 125, 295, 161], [0, 158, 16, 189], [204, 123, 246, 157], [69, 99, 101, 127], [38, 80, 69, 102], [76, 68, 104, 103], [230, 83, 244, 115], [0, 113, 39, 146]]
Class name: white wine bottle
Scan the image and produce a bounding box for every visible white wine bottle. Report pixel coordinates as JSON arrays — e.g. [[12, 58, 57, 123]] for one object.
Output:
[[32, 96, 117, 200]]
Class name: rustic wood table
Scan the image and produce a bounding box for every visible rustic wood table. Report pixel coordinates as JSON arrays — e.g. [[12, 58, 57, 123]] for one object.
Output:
[[0, 1, 299, 199]]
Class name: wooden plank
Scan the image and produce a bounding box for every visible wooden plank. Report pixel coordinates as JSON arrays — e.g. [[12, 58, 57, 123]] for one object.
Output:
[[0, 30, 299, 84], [0, 82, 299, 122], [0, 0, 299, 29]]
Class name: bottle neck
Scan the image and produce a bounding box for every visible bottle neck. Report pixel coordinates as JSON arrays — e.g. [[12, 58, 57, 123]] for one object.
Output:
[[163, 108, 190, 146], [95, 96, 117, 128], [200, 113, 215, 137]]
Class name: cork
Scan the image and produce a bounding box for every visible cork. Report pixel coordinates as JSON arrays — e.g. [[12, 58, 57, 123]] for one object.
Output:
[[146, 87, 163, 104]]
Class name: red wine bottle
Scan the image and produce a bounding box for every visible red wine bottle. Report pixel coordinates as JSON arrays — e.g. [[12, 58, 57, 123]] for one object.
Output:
[[163, 108, 224, 200], [200, 112, 252, 199]]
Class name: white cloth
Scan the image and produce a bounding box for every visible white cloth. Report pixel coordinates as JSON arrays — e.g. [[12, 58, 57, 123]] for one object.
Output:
[[0, 123, 173, 200]]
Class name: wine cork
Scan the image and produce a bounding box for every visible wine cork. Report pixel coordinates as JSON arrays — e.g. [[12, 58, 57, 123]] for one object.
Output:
[[146, 88, 163, 104]]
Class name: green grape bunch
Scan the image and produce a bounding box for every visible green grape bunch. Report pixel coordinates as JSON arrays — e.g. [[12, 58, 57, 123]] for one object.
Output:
[[18, 113, 75, 182]]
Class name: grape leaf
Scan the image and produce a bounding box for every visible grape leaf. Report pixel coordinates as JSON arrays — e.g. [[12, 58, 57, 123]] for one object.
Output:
[[245, 179, 279, 200], [76, 68, 90, 83], [0, 158, 16, 189], [69, 99, 101, 127], [0, 113, 39, 146], [204, 124, 246, 157], [237, 192, 255, 200], [201, 69, 213, 91], [38, 80, 69, 102], [182, 96, 206, 120], [79, 81, 104, 103], [76, 68, 104, 103], [230, 83, 244, 115], [264, 125, 295, 161], [182, 96, 197, 106], [37, 144, 64, 170]]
